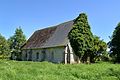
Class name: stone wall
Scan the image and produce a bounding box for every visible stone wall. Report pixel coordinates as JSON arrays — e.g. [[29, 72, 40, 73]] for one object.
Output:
[[21, 43, 78, 64], [64, 41, 78, 64], [22, 47, 65, 63]]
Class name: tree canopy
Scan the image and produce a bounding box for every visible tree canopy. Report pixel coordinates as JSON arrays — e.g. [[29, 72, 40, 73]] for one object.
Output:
[[68, 13, 94, 63], [68, 13, 107, 63], [91, 35, 107, 62], [108, 22, 120, 63], [0, 34, 9, 57], [8, 27, 26, 60]]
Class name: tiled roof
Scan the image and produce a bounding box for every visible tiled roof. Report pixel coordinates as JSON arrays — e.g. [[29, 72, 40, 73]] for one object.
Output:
[[22, 20, 73, 49]]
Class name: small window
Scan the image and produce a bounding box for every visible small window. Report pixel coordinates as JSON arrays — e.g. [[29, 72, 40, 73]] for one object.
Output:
[[51, 52, 54, 59], [42, 50, 46, 61], [28, 50, 32, 61], [25, 50, 28, 60], [25, 53, 27, 60], [36, 52, 39, 60], [42, 50, 45, 54]]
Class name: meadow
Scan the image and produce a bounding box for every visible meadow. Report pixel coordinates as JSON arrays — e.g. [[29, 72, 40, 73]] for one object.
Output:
[[0, 60, 120, 80]]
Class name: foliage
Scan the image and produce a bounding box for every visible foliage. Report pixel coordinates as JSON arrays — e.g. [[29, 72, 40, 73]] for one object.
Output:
[[91, 35, 107, 62], [8, 27, 26, 60], [68, 13, 94, 63], [100, 52, 110, 61], [108, 22, 120, 63], [0, 34, 9, 58], [0, 60, 120, 80]]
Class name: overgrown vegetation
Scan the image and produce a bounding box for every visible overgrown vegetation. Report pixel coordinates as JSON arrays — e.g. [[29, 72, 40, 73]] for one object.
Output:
[[68, 13, 107, 63], [92, 35, 107, 62], [0, 60, 120, 80]]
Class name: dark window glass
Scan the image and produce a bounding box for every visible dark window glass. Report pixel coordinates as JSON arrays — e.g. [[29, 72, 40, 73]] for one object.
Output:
[[52, 52, 54, 59], [28, 50, 32, 61], [42, 50, 46, 61], [36, 52, 39, 60]]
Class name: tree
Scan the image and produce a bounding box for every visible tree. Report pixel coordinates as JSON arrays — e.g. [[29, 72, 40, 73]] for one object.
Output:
[[8, 27, 26, 60], [91, 35, 107, 62], [68, 13, 94, 63], [109, 22, 120, 63], [0, 34, 9, 58]]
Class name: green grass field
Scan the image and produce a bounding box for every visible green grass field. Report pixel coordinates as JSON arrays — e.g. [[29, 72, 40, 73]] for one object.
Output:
[[0, 60, 120, 80]]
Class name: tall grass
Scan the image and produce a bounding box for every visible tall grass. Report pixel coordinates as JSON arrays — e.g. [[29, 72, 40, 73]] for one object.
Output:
[[0, 60, 120, 80]]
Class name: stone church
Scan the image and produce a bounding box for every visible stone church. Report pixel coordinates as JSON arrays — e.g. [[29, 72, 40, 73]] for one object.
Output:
[[20, 20, 79, 64]]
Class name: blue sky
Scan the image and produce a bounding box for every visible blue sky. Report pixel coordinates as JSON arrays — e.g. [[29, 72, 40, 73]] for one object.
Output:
[[0, 0, 120, 42]]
